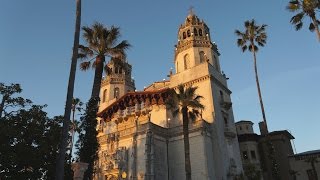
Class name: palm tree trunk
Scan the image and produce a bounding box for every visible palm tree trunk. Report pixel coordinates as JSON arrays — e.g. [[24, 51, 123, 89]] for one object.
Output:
[[182, 107, 192, 180], [311, 16, 320, 42], [55, 0, 81, 179], [252, 45, 268, 132], [69, 108, 76, 162], [91, 55, 105, 99]]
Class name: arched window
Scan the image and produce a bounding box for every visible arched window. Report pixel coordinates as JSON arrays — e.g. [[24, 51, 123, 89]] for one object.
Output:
[[114, 87, 120, 98], [187, 30, 191, 37], [115, 67, 119, 74], [176, 61, 179, 73], [220, 90, 224, 102], [103, 89, 108, 102], [199, 51, 205, 63], [194, 28, 198, 36], [184, 54, 190, 70], [199, 29, 203, 36], [183, 32, 186, 39]]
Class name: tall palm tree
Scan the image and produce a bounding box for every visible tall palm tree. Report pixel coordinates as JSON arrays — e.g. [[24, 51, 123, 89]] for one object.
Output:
[[77, 22, 130, 179], [55, 0, 81, 179], [235, 19, 268, 132], [166, 84, 204, 180], [78, 22, 131, 99], [287, 0, 320, 42]]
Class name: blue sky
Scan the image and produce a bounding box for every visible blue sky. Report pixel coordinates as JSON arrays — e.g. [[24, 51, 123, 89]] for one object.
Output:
[[0, 0, 319, 153]]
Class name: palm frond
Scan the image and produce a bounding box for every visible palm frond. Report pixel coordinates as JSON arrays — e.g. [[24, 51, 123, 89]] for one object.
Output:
[[106, 26, 121, 47], [80, 61, 91, 71], [194, 95, 204, 102], [236, 19, 267, 53], [106, 40, 131, 58], [248, 45, 259, 52], [78, 45, 94, 60], [309, 22, 316, 31], [242, 45, 248, 52], [188, 100, 205, 110], [185, 86, 197, 100], [287, 0, 301, 12], [290, 12, 305, 24], [295, 22, 303, 30]]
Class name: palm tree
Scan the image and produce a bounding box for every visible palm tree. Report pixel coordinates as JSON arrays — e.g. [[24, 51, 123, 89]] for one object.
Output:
[[166, 84, 204, 180], [55, 0, 81, 179], [78, 22, 131, 99], [76, 22, 130, 179], [287, 0, 320, 42], [235, 19, 268, 132]]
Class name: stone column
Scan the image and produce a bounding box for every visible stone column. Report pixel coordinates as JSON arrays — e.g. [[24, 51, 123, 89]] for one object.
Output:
[[71, 162, 88, 180]]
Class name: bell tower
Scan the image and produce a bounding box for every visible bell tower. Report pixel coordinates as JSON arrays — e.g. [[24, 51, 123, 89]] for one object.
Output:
[[98, 59, 135, 112], [169, 11, 244, 179], [174, 11, 221, 73]]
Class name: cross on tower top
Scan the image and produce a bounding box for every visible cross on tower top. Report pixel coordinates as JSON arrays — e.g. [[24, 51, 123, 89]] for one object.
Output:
[[188, 6, 194, 15]]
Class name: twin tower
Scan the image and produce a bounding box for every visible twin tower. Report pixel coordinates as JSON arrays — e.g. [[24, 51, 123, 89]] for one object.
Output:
[[95, 12, 243, 180]]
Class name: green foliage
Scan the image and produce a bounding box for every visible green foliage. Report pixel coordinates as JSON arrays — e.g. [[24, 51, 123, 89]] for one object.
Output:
[[0, 106, 72, 179], [166, 84, 204, 180], [287, 0, 320, 41], [78, 22, 131, 98], [0, 83, 32, 117], [75, 98, 99, 180], [235, 19, 267, 53], [0, 83, 72, 179], [287, 0, 320, 30], [166, 84, 205, 119]]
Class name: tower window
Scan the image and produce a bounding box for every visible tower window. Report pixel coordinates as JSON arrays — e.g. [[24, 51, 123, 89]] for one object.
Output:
[[242, 151, 248, 160], [194, 28, 198, 36], [103, 89, 107, 102], [219, 90, 224, 102], [176, 61, 179, 73], [187, 30, 191, 37], [251, 150, 256, 159], [199, 29, 203, 36], [199, 51, 205, 63], [183, 32, 186, 39], [224, 117, 228, 126], [114, 87, 120, 98], [184, 54, 190, 70]]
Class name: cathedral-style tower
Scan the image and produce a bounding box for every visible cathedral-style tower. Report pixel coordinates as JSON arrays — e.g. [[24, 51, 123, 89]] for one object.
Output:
[[175, 11, 221, 73], [98, 59, 135, 112], [169, 11, 243, 179]]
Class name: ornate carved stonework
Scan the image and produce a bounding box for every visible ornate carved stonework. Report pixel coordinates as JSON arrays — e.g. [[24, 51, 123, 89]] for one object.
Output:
[[100, 147, 128, 179]]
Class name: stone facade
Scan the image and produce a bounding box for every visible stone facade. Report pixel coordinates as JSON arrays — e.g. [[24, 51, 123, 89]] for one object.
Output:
[[289, 150, 320, 180], [94, 12, 243, 180], [236, 120, 295, 180]]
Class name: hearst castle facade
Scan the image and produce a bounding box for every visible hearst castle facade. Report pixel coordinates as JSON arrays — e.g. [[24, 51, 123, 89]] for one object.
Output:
[[93, 12, 244, 180]]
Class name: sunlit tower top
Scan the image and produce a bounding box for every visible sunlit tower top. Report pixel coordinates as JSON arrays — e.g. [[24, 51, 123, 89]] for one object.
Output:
[[174, 10, 221, 74]]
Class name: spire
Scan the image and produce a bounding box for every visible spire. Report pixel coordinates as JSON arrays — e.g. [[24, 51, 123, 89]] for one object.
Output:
[[188, 6, 194, 16]]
